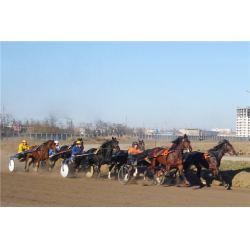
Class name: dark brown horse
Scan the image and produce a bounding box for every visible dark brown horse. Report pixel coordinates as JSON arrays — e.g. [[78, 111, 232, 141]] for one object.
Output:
[[49, 138, 84, 170], [143, 134, 192, 186], [21, 140, 56, 172], [183, 139, 236, 189], [81, 137, 120, 178]]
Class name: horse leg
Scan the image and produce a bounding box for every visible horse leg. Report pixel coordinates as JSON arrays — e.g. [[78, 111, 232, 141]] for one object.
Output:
[[177, 165, 190, 187], [108, 163, 115, 179], [196, 165, 206, 187], [147, 158, 156, 172], [212, 168, 227, 187], [49, 160, 56, 171], [217, 172, 227, 187], [96, 165, 101, 179], [27, 159, 34, 172], [36, 161, 41, 172], [24, 158, 28, 172], [133, 166, 138, 177], [164, 164, 171, 177]]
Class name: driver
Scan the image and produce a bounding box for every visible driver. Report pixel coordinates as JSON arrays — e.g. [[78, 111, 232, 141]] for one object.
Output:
[[71, 140, 85, 171], [54, 141, 61, 152], [127, 141, 142, 166], [18, 139, 30, 153]]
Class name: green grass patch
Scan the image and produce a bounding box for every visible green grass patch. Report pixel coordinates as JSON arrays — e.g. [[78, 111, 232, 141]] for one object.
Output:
[[220, 161, 250, 171]]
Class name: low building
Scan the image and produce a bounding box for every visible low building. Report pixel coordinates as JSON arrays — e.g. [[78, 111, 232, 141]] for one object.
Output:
[[179, 128, 219, 137]]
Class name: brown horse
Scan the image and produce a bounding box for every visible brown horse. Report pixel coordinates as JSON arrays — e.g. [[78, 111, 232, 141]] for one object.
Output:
[[183, 139, 236, 189], [144, 134, 192, 186], [22, 140, 56, 172]]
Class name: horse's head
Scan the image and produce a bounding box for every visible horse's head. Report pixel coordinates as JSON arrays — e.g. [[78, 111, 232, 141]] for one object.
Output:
[[44, 140, 57, 151], [172, 134, 192, 152], [183, 134, 192, 152], [138, 139, 145, 152], [111, 137, 120, 155], [221, 140, 236, 156]]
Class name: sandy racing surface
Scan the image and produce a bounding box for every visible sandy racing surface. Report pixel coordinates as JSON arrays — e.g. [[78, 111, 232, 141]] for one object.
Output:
[[1, 142, 250, 207]]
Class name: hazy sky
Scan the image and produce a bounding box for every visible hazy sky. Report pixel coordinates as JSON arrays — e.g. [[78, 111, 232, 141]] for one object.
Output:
[[1, 41, 249, 131]]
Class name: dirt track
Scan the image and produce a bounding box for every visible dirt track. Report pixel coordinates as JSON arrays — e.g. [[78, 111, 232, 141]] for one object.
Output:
[[1, 142, 250, 207]]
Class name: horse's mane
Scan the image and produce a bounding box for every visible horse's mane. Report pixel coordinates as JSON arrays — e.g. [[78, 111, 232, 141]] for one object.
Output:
[[42, 139, 54, 145], [100, 139, 113, 148], [208, 140, 229, 152], [170, 137, 184, 149]]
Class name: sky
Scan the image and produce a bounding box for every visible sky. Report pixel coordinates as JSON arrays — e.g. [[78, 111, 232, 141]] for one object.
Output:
[[1, 41, 249, 131]]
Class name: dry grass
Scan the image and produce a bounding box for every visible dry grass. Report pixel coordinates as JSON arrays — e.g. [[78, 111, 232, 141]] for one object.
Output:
[[1, 136, 250, 155]]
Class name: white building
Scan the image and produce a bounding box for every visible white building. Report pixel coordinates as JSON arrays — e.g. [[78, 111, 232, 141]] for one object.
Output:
[[211, 128, 232, 134], [236, 107, 250, 137]]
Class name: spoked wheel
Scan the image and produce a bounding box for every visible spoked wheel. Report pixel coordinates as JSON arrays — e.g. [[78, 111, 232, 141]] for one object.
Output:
[[142, 169, 155, 186], [154, 172, 165, 185], [118, 164, 130, 185], [9, 159, 15, 172], [60, 164, 70, 178]]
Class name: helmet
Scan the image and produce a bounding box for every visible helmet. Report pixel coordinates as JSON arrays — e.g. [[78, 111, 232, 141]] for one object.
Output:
[[54, 141, 59, 144], [22, 140, 27, 143], [132, 141, 138, 146], [76, 140, 82, 144]]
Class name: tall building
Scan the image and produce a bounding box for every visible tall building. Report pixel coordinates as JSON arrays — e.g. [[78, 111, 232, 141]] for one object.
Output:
[[236, 107, 250, 137]]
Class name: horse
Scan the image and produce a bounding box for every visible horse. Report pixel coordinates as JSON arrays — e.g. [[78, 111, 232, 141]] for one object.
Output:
[[20, 140, 57, 172], [140, 134, 192, 186], [107, 139, 146, 179], [49, 138, 84, 170], [183, 139, 236, 189], [80, 137, 120, 178]]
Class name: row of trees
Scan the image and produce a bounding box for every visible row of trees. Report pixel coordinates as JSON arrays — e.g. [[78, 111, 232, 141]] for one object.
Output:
[[0, 109, 145, 136]]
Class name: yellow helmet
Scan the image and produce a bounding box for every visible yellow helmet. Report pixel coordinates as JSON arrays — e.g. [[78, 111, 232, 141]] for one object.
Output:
[[22, 140, 27, 143], [76, 140, 82, 144]]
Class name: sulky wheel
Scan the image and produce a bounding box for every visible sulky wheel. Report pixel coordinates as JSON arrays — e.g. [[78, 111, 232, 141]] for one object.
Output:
[[118, 164, 130, 185], [60, 163, 70, 178], [9, 159, 15, 172], [154, 172, 165, 185]]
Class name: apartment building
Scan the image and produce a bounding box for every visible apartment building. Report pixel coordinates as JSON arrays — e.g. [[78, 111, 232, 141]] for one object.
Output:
[[236, 107, 250, 137]]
